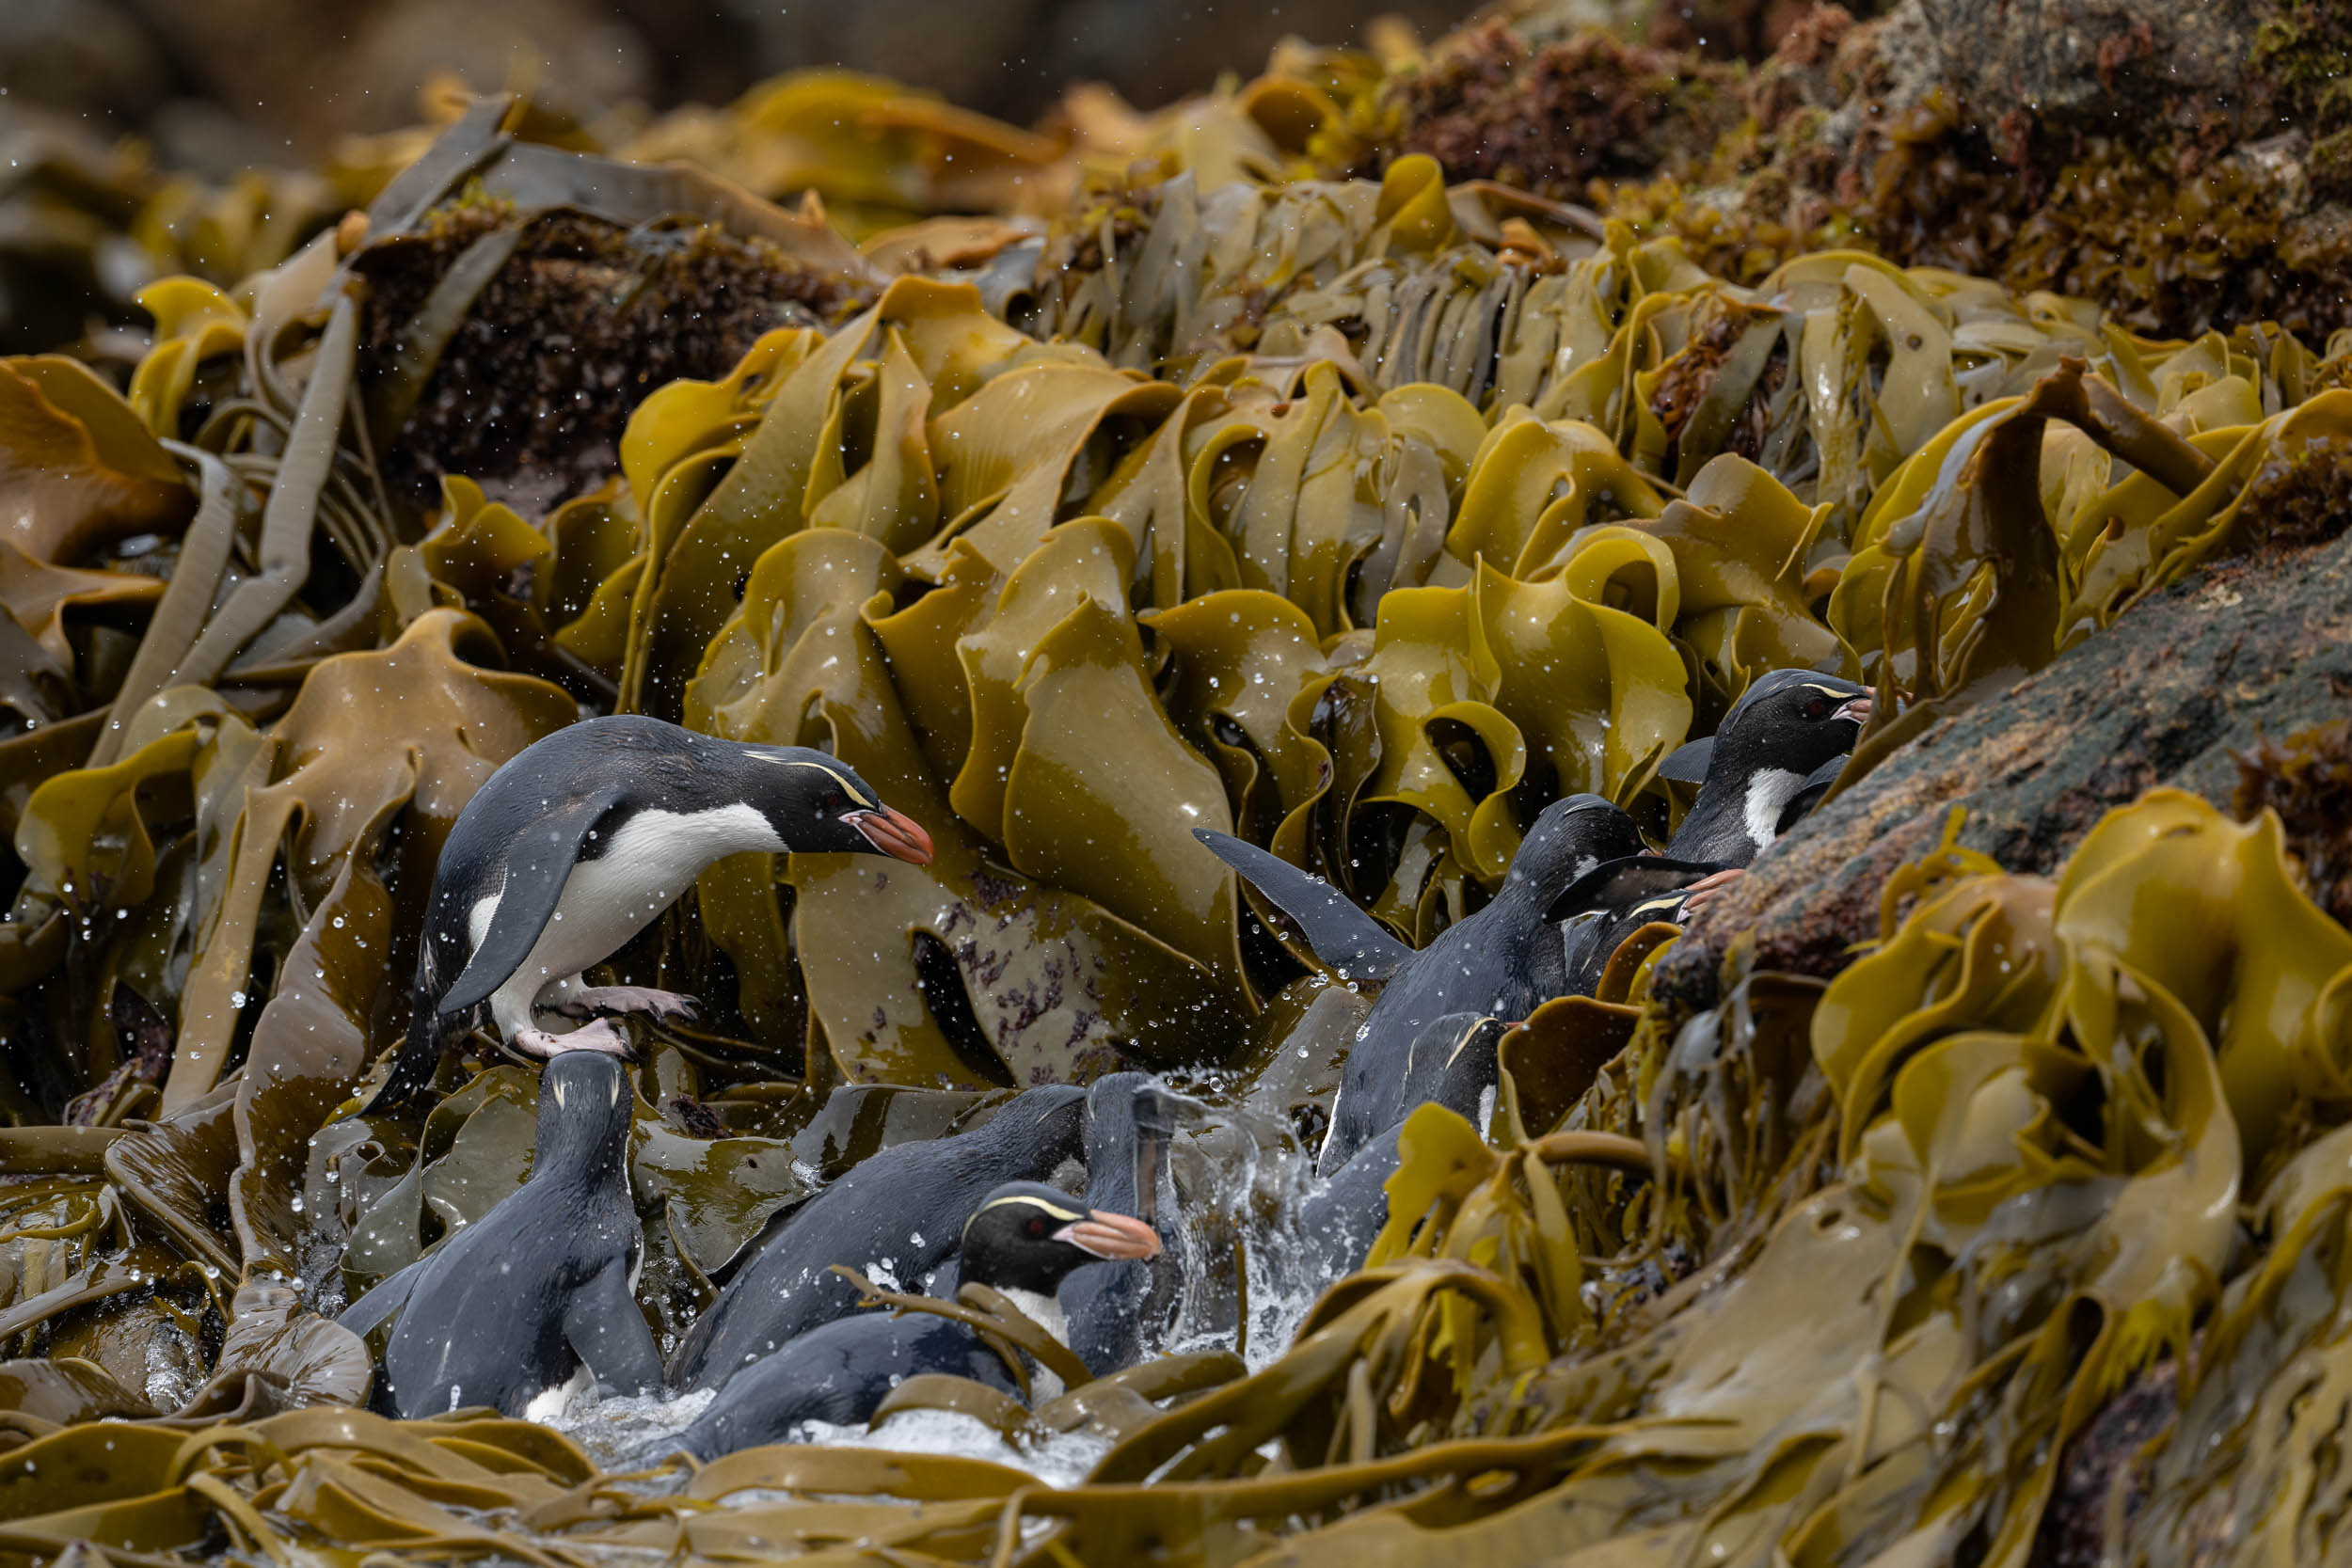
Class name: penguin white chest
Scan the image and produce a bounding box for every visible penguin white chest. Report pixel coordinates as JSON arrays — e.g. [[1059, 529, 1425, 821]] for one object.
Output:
[[1741, 768, 1806, 851], [474, 804, 781, 1037]]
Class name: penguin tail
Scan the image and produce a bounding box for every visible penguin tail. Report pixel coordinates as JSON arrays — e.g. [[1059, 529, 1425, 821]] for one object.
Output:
[[358, 949, 467, 1113]]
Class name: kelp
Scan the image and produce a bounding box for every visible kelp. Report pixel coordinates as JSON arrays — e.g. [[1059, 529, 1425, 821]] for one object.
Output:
[[0, 39, 2349, 1568]]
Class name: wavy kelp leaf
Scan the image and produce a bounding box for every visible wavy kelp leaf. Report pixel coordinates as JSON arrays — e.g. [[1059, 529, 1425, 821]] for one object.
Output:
[[1142, 589, 1332, 847], [169, 610, 573, 1106], [1629, 454, 1837, 703], [1446, 410, 1666, 578], [931, 361, 1183, 574], [2050, 790, 2352, 1164], [127, 280, 248, 440], [691, 525, 1243, 1082], [0, 356, 193, 566], [999, 581, 1243, 979], [628, 277, 1045, 717], [0, 540, 164, 673], [208, 1280, 370, 1409]]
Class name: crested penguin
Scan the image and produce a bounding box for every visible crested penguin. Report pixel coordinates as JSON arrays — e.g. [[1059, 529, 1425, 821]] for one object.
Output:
[[1058, 1072, 1188, 1373], [337, 1050, 661, 1418], [643, 1182, 1162, 1463], [669, 1084, 1088, 1390], [1658, 670, 1871, 865], [1200, 794, 1648, 1175], [364, 715, 934, 1110]]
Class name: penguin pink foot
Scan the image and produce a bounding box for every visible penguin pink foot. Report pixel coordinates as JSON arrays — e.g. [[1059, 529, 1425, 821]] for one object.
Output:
[[553, 986, 700, 1023], [1677, 866, 1746, 918], [516, 1018, 634, 1060]]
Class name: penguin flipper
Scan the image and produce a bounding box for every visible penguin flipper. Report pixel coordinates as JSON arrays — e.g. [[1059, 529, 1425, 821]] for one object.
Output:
[[437, 788, 630, 1019], [1657, 736, 1712, 784], [336, 1257, 426, 1338], [1193, 829, 1413, 982], [564, 1260, 666, 1396]]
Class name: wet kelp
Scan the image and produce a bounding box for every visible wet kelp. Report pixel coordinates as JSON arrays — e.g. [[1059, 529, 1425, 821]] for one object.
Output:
[[1, 63, 2350, 1568]]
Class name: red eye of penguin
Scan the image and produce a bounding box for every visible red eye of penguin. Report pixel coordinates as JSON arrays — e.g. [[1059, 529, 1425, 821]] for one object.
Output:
[[1025, 1216, 1048, 1238], [1803, 696, 1832, 721]]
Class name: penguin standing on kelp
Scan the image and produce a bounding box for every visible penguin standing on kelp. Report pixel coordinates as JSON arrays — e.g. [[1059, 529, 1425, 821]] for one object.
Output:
[[642, 1182, 1163, 1464], [1199, 793, 1646, 1174], [362, 715, 934, 1110], [337, 1050, 661, 1418]]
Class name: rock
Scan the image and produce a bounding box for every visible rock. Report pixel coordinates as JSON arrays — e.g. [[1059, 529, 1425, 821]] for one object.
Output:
[[1651, 526, 2352, 1018]]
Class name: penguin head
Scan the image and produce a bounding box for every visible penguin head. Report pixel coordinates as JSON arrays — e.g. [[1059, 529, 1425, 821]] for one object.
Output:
[[1702, 670, 1871, 792], [736, 744, 934, 864], [959, 1180, 1162, 1295], [534, 1049, 634, 1180], [1502, 795, 1650, 904]]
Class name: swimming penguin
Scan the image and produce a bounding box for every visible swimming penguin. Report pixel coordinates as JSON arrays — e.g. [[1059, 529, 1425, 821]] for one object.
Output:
[[1202, 795, 1647, 1176], [1058, 1073, 1187, 1373], [669, 1085, 1087, 1391], [645, 1182, 1162, 1463], [1657, 670, 1870, 864], [337, 1050, 660, 1418], [364, 716, 934, 1110]]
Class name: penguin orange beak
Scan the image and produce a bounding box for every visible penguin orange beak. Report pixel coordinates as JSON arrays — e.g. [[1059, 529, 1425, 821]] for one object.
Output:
[[1056, 1209, 1163, 1261], [849, 805, 935, 865], [1832, 692, 1873, 726]]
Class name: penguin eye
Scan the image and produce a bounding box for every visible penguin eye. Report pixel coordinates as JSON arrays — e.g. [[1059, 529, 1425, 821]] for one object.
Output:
[[1802, 695, 1833, 721], [817, 789, 845, 816], [1025, 1215, 1049, 1238]]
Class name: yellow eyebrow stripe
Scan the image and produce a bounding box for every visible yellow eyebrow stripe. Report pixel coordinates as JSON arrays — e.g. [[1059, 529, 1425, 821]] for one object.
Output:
[[754, 755, 875, 808], [963, 1193, 1085, 1235]]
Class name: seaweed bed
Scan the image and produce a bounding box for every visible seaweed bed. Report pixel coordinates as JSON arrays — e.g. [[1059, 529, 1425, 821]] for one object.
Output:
[[2, 4, 2352, 1564]]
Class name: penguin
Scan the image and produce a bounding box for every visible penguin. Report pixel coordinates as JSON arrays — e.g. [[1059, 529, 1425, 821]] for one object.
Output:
[[1295, 1123, 1403, 1286], [1201, 794, 1647, 1176], [1657, 670, 1870, 864], [364, 715, 934, 1111], [643, 1182, 1162, 1464], [336, 1050, 661, 1418], [669, 1084, 1088, 1391], [1057, 1072, 1187, 1373]]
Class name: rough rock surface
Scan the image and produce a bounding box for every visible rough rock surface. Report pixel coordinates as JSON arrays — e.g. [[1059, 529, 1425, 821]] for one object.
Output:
[[1652, 526, 2352, 1018]]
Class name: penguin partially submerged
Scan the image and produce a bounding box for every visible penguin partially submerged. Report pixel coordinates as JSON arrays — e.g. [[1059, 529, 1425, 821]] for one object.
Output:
[[1657, 670, 1871, 864], [337, 1051, 660, 1418], [1199, 794, 1646, 1175], [1057, 1073, 1188, 1373], [365, 716, 934, 1110], [645, 1182, 1162, 1464], [669, 1084, 1088, 1391]]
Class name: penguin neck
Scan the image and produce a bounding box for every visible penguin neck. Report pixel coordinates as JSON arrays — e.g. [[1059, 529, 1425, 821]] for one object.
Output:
[[993, 1284, 1069, 1343], [1673, 765, 1807, 860]]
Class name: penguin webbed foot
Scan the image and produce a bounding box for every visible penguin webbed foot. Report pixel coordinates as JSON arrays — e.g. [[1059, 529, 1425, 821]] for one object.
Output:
[[546, 986, 701, 1024], [541, 987, 696, 1024], [1678, 867, 1745, 917], [516, 1019, 636, 1061]]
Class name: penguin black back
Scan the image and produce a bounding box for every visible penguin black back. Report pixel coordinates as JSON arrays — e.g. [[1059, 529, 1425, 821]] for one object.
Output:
[[1315, 795, 1646, 1174], [669, 1084, 1087, 1390], [1663, 671, 1869, 864], [340, 1050, 661, 1418], [1060, 1073, 1187, 1372], [646, 1181, 1161, 1463]]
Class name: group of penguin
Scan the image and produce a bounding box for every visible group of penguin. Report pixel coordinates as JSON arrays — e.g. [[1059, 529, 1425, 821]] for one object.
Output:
[[334, 668, 1871, 1461]]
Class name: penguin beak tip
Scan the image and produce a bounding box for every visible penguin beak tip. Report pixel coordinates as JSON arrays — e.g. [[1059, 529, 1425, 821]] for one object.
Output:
[[851, 806, 935, 865], [1059, 1211, 1163, 1260]]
